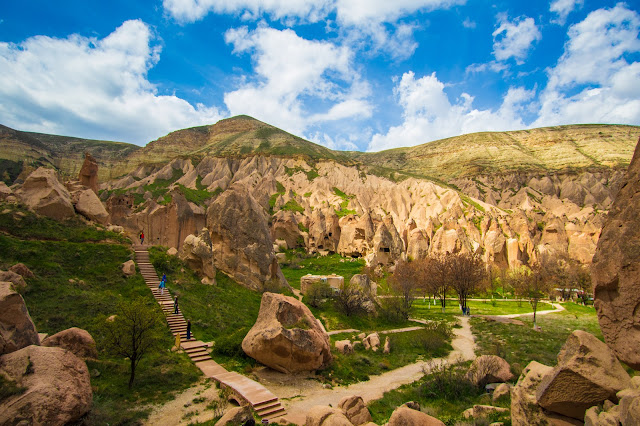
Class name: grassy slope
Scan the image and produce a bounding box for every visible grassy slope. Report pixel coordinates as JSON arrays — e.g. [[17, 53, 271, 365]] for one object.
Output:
[[0, 203, 201, 424]]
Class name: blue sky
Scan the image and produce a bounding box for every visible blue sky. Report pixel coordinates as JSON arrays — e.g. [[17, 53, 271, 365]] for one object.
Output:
[[1, 0, 639, 151]]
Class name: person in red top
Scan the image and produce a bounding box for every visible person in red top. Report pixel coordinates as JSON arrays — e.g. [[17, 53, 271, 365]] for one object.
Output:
[[139, 231, 144, 244]]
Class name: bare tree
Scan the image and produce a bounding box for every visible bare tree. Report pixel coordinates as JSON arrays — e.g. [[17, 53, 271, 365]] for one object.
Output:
[[421, 255, 450, 313], [100, 298, 163, 388], [509, 265, 552, 327], [390, 260, 420, 316], [448, 253, 486, 314], [334, 279, 368, 317]]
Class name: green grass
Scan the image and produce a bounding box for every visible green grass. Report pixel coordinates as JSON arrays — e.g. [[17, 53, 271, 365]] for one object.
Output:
[[178, 183, 212, 206], [411, 298, 554, 319], [321, 322, 452, 385], [0, 216, 200, 424], [279, 249, 365, 290], [149, 247, 264, 372], [281, 199, 304, 213], [470, 302, 602, 376]]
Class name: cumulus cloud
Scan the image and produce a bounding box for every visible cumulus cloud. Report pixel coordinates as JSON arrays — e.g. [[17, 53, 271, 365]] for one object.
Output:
[[492, 15, 542, 64], [223, 26, 371, 135], [534, 4, 640, 126], [550, 0, 584, 25], [0, 20, 223, 144], [367, 71, 533, 151]]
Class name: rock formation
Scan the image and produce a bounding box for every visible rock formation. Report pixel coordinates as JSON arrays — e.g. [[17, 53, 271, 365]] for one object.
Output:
[[9, 263, 34, 279], [591, 137, 640, 370], [78, 152, 99, 194], [73, 188, 109, 224], [41, 327, 98, 359], [535, 330, 631, 420], [0, 270, 28, 292], [0, 345, 92, 425], [242, 292, 331, 373], [0, 282, 40, 355], [466, 355, 514, 387], [207, 187, 288, 291], [122, 260, 136, 276], [338, 395, 373, 425], [306, 405, 354, 426], [180, 228, 216, 283], [14, 167, 75, 221], [388, 405, 445, 426]]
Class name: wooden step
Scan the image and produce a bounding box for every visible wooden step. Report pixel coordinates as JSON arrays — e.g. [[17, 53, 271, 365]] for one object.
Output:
[[189, 354, 211, 363], [259, 405, 286, 419]]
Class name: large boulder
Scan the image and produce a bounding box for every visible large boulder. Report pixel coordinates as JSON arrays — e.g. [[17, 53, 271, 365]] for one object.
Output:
[[9, 263, 34, 279], [511, 361, 581, 426], [122, 260, 136, 276], [0, 282, 40, 355], [42, 327, 98, 359], [78, 152, 99, 194], [215, 405, 253, 426], [207, 187, 288, 291], [305, 405, 353, 426], [180, 228, 216, 283], [466, 355, 514, 387], [591, 137, 640, 370], [388, 405, 445, 425], [14, 167, 75, 220], [242, 292, 331, 373], [338, 395, 372, 425], [0, 345, 92, 425], [536, 330, 631, 420], [73, 188, 109, 224], [0, 270, 28, 291]]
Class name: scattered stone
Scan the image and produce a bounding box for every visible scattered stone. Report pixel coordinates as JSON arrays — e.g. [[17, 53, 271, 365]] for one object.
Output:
[[167, 247, 178, 256], [536, 330, 631, 420], [122, 260, 136, 276], [242, 292, 332, 373], [106, 225, 124, 233], [382, 336, 390, 354], [357, 333, 366, 340], [215, 405, 253, 426], [0, 282, 39, 355], [402, 401, 420, 411], [388, 405, 445, 426], [463, 405, 509, 419], [338, 395, 372, 425], [0, 270, 27, 291], [466, 355, 514, 387], [335, 340, 353, 354], [591, 138, 640, 370], [42, 327, 98, 359], [305, 405, 353, 426], [492, 383, 511, 402], [0, 345, 92, 425], [9, 263, 34, 279], [363, 333, 380, 352]]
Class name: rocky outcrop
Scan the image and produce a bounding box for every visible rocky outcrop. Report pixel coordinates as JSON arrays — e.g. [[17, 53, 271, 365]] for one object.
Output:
[[271, 210, 304, 249], [306, 405, 353, 426], [0, 270, 28, 291], [338, 395, 372, 425], [207, 187, 288, 291], [78, 152, 99, 194], [42, 327, 98, 359], [180, 228, 216, 283], [9, 263, 34, 279], [0, 345, 92, 425], [0, 282, 40, 355], [591, 138, 640, 370], [242, 292, 331, 373], [335, 340, 353, 354], [215, 405, 253, 426], [337, 214, 374, 257], [535, 330, 631, 420], [73, 188, 109, 224], [388, 405, 445, 425], [14, 167, 75, 220], [0, 181, 13, 200], [466, 355, 514, 387]]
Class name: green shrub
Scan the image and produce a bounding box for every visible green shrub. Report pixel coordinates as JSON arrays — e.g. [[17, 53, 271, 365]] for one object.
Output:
[[379, 297, 410, 324], [420, 363, 482, 401]]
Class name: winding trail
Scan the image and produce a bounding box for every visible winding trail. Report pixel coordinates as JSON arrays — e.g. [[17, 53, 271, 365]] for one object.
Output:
[[497, 302, 565, 319], [273, 316, 476, 425]]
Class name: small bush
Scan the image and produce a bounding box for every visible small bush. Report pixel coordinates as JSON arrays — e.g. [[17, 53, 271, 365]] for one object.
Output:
[[420, 363, 482, 401], [307, 281, 332, 308], [379, 297, 410, 324]]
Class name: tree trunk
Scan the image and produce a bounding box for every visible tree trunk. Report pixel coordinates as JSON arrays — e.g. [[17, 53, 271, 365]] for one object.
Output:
[[128, 357, 136, 389]]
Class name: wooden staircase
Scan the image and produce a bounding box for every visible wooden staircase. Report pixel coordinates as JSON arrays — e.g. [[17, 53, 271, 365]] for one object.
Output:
[[133, 245, 286, 421]]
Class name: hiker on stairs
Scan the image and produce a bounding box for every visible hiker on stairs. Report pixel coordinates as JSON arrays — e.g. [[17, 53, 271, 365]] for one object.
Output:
[[174, 296, 179, 314], [187, 319, 191, 340]]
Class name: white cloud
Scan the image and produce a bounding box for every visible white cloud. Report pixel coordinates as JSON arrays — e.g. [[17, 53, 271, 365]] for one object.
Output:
[[367, 71, 533, 151], [0, 20, 223, 144], [334, 0, 464, 26], [223, 26, 371, 135], [163, 0, 332, 23], [535, 4, 640, 126], [550, 0, 583, 25], [462, 18, 476, 29], [492, 15, 542, 64]]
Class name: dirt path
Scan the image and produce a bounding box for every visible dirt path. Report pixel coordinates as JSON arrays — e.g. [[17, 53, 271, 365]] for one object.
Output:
[[268, 316, 476, 425], [144, 379, 224, 426], [497, 303, 565, 319]]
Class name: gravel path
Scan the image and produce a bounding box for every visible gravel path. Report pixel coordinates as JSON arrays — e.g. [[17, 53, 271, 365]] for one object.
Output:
[[497, 302, 565, 318], [274, 316, 476, 425]]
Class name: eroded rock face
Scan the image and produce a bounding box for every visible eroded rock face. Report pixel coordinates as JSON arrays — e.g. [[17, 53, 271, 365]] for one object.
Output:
[[42, 327, 98, 359], [591, 138, 640, 370], [271, 210, 303, 249], [180, 228, 216, 283], [466, 355, 514, 387], [536, 330, 631, 420], [15, 167, 75, 221], [0, 345, 92, 425], [78, 152, 99, 194], [0, 181, 13, 200], [0, 270, 27, 291], [207, 187, 288, 291], [242, 292, 331, 373], [0, 282, 39, 355]]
